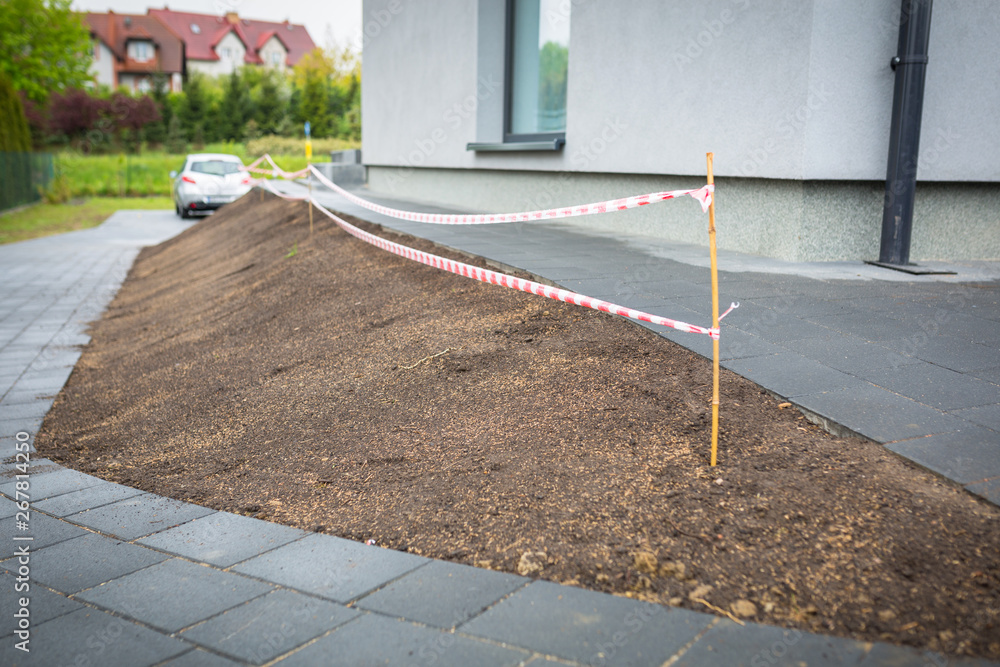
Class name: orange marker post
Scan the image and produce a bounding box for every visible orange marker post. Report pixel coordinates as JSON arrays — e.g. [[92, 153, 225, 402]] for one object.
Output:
[[706, 152, 720, 467]]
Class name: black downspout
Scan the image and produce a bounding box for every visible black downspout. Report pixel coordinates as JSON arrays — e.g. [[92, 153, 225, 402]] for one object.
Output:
[[871, 0, 944, 273]]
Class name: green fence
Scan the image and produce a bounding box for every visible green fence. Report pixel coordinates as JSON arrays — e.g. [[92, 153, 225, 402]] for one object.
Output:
[[1, 152, 54, 212]]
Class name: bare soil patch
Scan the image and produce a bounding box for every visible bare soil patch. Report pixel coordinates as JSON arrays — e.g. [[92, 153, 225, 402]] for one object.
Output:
[[35, 193, 1000, 659]]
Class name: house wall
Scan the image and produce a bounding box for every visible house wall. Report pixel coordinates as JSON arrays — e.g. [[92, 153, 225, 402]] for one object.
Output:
[[90, 40, 116, 88], [187, 32, 246, 76], [361, 0, 1000, 261], [259, 36, 288, 68]]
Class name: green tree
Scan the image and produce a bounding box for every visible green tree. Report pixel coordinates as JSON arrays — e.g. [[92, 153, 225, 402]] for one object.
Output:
[[253, 70, 285, 136], [297, 71, 330, 138], [0, 0, 93, 105], [0, 70, 32, 151], [166, 113, 185, 154], [179, 72, 210, 145], [144, 73, 171, 145], [217, 69, 250, 141]]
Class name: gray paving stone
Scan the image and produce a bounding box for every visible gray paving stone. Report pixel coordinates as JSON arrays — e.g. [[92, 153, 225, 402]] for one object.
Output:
[[11, 532, 167, 594], [77, 558, 273, 633], [856, 643, 985, 666], [65, 493, 216, 540], [806, 311, 915, 342], [0, 495, 17, 519], [281, 612, 530, 667], [887, 425, 1000, 484], [777, 336, 922, 373], [951, 404, 1000, 432], [459, 580, 712, 665], [34, 480, 146, 516], [722, 352, 869, 398], [966, 477, 1000, 505], [0, 512, 89, 559], [138, 511, 308, 567], [734, 316, 835, 342], [232, 533, 427, 603], [159, 648, 246, 666], [8, 370, 70, 392], [0, 606, 191, 667], [863, 363, 1000, 411], [355, 560, 527, 629], [0, 456, 58, 478], [672, 619, 869, 666], [181, 589, 360, 664], [719, 330, 788, 361], [968, 366, 1000, 387], [881, 335, 1000, 373], [0, 399, 49, 421], [794, 384, 964, 442], [0, 417, 43, 439], [0, 390, 51, 406], [0, 466, 104, 502], [0, 572, 84, 638]]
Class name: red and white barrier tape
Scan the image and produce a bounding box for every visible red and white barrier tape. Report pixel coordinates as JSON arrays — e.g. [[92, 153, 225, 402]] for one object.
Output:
[[248, 154, 714, 223], [259, 180, 735, 338], [307, 164, 714, 222]]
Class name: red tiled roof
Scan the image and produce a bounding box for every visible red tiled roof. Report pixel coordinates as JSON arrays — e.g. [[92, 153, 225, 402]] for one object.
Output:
[[147, 8, 316, 66], [82, 11, 184, 73]]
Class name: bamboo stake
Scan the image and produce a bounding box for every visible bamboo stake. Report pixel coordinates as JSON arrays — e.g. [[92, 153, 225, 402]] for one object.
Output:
[[706, 153, 720, 467]]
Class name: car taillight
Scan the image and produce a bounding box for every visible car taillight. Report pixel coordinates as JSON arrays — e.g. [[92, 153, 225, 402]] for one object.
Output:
[[241, 176, 251, 185], [182, 175, 197, 184]]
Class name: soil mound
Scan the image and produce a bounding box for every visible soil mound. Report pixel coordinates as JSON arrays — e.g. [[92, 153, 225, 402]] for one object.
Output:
[[37, 193, 1000, 659]]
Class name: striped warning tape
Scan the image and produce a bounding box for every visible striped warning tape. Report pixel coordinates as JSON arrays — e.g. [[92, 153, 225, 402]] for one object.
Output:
[[258, 179, 736, 338], [246, 154, 714, 223]]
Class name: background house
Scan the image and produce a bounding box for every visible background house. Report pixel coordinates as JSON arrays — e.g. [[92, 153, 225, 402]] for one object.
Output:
[[360, 0, 1000, 263], [84, 11, 184, 92], [147, 8, 316, 77], [82, 8, 317, 91]]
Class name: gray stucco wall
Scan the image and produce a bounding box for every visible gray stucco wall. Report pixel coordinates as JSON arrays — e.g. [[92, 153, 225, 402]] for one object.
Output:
[[361, 0, 1000, 260], [367, 167, 1000, 261], [362, 0, 1000, 181]]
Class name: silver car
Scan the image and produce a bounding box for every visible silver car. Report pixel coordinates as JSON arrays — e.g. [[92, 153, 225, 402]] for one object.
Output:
[[171, 153, 253, 218]]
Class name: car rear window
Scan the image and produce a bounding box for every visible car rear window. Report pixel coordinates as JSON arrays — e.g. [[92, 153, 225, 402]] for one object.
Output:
[[190, 160, 241, 176]]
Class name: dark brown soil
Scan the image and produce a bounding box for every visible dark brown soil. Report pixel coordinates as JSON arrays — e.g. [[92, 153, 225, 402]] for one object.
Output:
[[34, 193, 1000, 659]]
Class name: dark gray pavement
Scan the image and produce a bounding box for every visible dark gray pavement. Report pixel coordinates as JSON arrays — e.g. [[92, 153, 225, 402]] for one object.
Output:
[[1, 202, 997, 666]]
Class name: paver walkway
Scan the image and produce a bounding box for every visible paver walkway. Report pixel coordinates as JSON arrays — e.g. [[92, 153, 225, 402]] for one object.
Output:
[[1, 204, 996, 666]]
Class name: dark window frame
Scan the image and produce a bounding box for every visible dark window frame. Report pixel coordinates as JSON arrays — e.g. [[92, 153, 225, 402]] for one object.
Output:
[[502, 0, 566, 146]]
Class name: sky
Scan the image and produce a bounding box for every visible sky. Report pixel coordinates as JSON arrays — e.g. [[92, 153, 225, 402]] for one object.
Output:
[[71, 0, 364, 53]]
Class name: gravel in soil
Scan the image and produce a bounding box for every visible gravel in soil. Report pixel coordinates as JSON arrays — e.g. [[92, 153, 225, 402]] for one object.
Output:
[[32, 193, 1000, 659]]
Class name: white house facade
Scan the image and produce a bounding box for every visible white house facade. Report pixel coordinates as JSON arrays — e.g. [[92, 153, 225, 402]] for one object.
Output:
[[360, 0, 1000, 262]]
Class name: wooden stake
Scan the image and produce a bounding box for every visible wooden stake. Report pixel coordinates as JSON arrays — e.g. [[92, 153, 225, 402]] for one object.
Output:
[[706, 152, 720, 467]]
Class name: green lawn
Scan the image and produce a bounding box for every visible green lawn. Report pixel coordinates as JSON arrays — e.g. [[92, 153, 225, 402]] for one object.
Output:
[[53, 139, 355, 198], [0, 197, 173, 245]]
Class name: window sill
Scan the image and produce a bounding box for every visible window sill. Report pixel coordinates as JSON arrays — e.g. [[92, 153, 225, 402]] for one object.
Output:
[[467, 138, 565, 152]]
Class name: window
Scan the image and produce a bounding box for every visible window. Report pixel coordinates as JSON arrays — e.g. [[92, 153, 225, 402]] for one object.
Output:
[[506, 0, 569, 142], [129, 41, 152, 62], [271, 52, 283, 65], [191, 160, 241, 176], [191, 23, 201, 34]]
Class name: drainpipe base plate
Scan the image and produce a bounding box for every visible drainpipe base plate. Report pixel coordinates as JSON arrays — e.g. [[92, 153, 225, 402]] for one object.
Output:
[[864, 260, 957, 275]]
